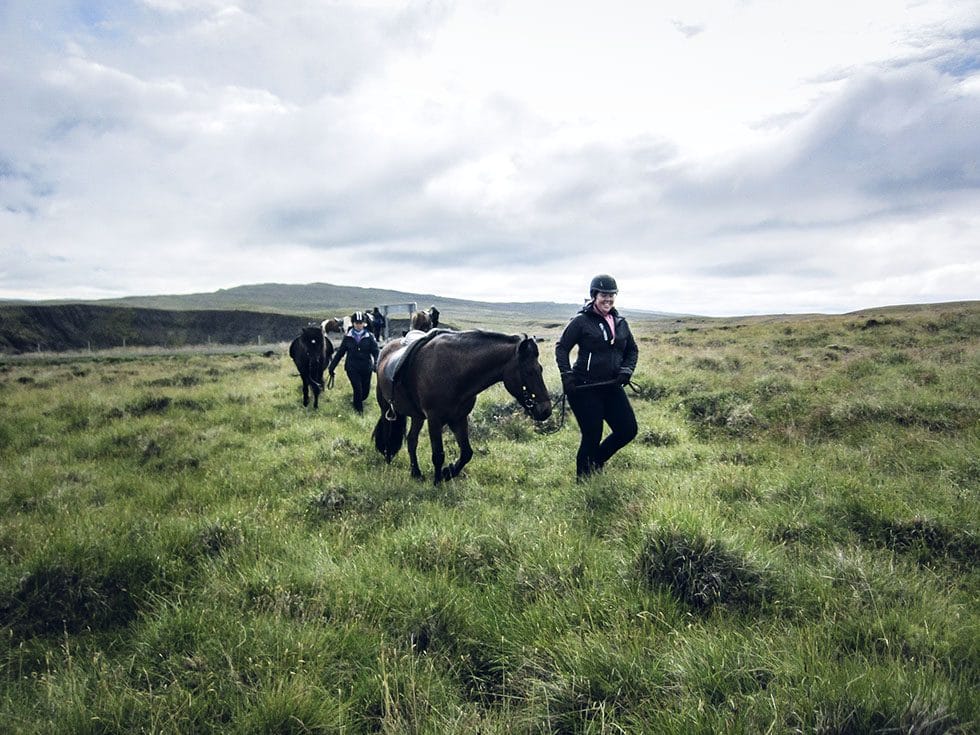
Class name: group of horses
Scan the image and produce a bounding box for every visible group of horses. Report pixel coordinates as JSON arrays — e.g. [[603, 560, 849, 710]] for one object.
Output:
[[289, 308, 553, 484], [319, 305, 440, 341]]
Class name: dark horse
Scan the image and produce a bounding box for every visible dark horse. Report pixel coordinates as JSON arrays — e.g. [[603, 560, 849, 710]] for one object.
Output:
[[289, 325, 334, 408], [373, 330, 552, 483]]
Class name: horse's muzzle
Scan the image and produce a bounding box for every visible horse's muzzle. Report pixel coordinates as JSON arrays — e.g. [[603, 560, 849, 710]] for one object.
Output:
[[528, 399, 552, 422]]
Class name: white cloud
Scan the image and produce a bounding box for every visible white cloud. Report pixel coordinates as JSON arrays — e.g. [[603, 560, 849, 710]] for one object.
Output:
[[0, 0, 978, 314]]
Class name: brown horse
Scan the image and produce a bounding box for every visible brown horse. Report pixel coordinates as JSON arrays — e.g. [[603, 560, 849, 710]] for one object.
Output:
[[409, 310, 431, 331], [373, 330, 552, 483]]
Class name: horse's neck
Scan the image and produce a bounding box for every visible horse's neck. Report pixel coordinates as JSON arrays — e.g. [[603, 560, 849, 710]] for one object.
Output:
[[454, 340, 513, 395]]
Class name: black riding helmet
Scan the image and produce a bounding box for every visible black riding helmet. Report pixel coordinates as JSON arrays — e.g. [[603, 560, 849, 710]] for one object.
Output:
[[350, 311, 366, 323], [589, 274, 618, 297]]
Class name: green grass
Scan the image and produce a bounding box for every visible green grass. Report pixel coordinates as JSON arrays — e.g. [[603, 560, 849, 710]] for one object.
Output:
[[1, 303, 977, 733]]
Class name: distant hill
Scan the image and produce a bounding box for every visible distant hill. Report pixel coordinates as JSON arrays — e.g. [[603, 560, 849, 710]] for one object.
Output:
[[54, 282, 591, 319], [0, 281, 689, 318], [0, 282, 686, 354], [0, 303, 309, 353]]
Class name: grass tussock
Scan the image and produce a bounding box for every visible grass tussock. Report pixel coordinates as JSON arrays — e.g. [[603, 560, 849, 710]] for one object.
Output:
[[843, 504, 979, 568], [636, 526, 775, 613], [0, 550, 159, 638]]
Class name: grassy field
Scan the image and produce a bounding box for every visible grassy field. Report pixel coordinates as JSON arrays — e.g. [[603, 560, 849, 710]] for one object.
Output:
[[0, 303, 977, 733]]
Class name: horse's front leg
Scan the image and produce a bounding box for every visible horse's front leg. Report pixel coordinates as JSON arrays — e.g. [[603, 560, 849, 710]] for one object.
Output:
[[443, 416, 473, 481], [406, 417, 426, 480], [427, 420, 447, 485]]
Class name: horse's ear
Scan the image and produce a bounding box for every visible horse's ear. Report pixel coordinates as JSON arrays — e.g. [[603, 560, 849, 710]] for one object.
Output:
[[518, 336, 538, 358]]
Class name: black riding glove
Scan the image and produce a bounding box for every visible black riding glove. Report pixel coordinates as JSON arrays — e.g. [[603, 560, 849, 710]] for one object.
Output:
[[617, 371, 632, 386], [561, 373, 576, 394]]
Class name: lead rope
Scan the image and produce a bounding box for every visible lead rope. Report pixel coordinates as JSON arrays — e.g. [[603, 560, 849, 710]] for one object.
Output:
[[535, 391, 567, 435], [536, 378, 639, 435]]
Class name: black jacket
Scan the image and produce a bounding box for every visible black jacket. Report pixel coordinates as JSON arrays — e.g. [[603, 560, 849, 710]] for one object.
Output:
[[555, 304, 638, 386], [329, 330, 379, 374]]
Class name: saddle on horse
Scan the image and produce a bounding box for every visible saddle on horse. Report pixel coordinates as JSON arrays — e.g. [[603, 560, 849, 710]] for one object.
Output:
[[378, 329, 448, 409]]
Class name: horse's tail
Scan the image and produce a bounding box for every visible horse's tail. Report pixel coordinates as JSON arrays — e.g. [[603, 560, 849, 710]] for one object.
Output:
[[372, 410, 406, 462]]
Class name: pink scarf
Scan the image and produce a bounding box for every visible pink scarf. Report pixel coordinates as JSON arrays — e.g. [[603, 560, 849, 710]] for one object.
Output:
[[592, 304, 616, 344]]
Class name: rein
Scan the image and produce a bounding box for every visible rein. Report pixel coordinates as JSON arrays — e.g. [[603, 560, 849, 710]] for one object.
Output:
[[534, 392, 566, 434], [572, 377, 641, 393], [535, 378, 640, 434]]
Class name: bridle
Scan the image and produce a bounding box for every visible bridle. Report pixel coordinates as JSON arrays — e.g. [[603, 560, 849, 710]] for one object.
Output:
[[516, 346, 550, 419], [519, 382, 548, 415]]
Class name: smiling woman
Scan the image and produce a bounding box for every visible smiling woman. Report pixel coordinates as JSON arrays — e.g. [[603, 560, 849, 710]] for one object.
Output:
[[555, 273, 639, 480]]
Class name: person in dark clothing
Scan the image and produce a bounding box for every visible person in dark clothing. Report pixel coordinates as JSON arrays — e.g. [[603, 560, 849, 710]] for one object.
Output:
[[328, 311, 380, 414], [428, 305, 440, 328], [370, 306, 386, 341], [555, 274, 639, 479]]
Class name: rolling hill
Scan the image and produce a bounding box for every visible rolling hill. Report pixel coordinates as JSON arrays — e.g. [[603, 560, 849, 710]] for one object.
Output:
[[10, 282, 590, 320], [0, 303, 310, 353], [0, 282, 684, 354]]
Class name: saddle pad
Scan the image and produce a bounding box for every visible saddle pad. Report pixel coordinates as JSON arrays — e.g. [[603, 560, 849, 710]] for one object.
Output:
[[382, 346, 409, 385]]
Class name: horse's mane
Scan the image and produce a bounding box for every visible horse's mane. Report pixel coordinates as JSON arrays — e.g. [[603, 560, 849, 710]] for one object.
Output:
[[434, 329, 523, 347]]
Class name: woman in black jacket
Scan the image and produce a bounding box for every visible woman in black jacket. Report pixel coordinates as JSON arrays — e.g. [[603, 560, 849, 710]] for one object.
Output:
[[328, 312, 380, 414], [555, 274, 638, 479]]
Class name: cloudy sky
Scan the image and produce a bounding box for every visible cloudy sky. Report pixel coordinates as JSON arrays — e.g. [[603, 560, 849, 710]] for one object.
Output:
[[2, 1, 978, 316]]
